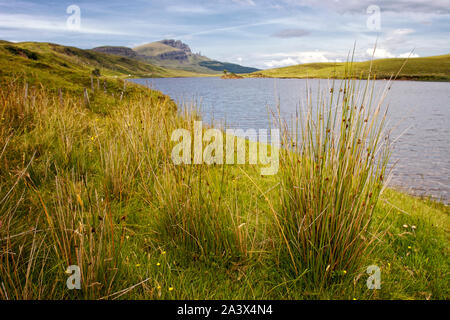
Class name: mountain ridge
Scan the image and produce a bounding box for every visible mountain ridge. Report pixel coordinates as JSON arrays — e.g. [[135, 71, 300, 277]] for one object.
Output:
[[93, 39, 260, 74]]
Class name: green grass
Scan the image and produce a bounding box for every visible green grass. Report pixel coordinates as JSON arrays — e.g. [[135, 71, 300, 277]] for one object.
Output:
[[0, 46, 448, 300], [249, 54, 450, 81], [0, 41, 208, 86], [133, 42, 181, 57]]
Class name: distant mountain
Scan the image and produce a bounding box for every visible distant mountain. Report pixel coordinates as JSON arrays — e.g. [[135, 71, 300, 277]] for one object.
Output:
[[134, 40, 191, 63], [93, 40, 260, 74]]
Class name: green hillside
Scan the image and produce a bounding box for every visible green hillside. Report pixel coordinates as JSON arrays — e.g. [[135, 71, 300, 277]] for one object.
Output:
[[0, 40, 204, 90], [134, 41, 181, 57], [250, 54, 450, 81], [136, 50, 217, 74]]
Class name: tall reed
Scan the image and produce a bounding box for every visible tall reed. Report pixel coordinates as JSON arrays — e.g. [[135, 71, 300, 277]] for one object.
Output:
[[275, 72, 391, 287], [136, 105, 251, 262]]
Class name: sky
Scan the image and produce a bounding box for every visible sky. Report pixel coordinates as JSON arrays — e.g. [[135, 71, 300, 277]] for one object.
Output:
[[0, 0, 449, 69]]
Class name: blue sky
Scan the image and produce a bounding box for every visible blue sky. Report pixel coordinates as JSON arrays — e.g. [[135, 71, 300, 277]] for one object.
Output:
[[0, 0, 449, 68]]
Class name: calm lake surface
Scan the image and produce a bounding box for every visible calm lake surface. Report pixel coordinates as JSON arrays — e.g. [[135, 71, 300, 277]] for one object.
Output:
[[131, 77, 450, 203]]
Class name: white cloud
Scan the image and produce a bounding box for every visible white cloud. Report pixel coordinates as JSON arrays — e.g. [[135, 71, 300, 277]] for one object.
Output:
[[283, 0, 450, 14], [265, 58, 298, 68], [180, 20, 277, 38], [0, 13, 131, 35], [262, 51, 332, 68], [259, 47, 421, 69], [384, 28, 415, 46], [390, 28, 415, 37], [366, 48, 420, 59], [366, 48, 395, 59], [398, 52, 420, 58], [232, 0, 256, 6]]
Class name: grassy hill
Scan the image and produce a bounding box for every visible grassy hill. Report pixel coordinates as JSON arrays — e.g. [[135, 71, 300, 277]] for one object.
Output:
[[0, 40, 205, 90], [134, 41, 182, 57], [250, 54, 450, 81]]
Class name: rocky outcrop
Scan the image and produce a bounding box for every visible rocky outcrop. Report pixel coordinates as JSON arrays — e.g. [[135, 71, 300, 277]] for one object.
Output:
[[159, 39, 192, 54], [157, 50, 188, 61], [92, 46, 137, 58]]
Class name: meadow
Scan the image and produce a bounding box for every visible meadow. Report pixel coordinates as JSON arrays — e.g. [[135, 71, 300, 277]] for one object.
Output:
[[249, 54, 450, 81], [0, 42, 448, 300]]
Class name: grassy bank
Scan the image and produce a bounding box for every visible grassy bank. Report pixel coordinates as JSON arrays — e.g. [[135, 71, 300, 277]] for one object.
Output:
[[249, 54, 450, 81], [0, 41, 210, 86], [0, 51, 448, 300]]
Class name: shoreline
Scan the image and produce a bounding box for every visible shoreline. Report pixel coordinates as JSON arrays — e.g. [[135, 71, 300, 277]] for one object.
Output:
[[128, 75, 450, 83]]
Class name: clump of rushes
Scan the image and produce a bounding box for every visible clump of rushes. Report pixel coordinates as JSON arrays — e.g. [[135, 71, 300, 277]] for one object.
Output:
[[148, 119, 248, 264], [154, 163, 246, 263], [275, 67, 391, 288]]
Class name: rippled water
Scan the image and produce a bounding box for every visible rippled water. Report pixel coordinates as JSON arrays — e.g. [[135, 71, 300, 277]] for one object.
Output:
[[131, 77, 450, 203]]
